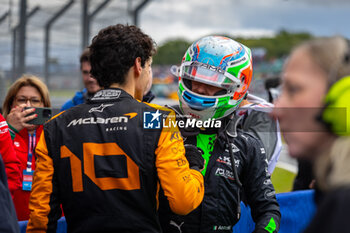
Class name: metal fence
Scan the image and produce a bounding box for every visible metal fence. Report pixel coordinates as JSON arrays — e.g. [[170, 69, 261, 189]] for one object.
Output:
[[0, 0, 150, 107]]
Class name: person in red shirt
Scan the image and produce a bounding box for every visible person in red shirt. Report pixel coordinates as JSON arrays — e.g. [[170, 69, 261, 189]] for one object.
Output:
[[2, 75, 51, 221], [0, 113, 21, 198]]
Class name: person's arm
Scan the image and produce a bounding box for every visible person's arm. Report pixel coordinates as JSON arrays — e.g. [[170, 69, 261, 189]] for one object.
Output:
[[155, 111, 204, 215], [242, 135, 281, 233], [0, 114, 22, 197], [27, 131, 61, 233]]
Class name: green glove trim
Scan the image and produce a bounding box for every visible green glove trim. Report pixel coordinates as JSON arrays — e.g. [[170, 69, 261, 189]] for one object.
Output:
[[264, 217, 277, 233], [196, 133, 216, 176]]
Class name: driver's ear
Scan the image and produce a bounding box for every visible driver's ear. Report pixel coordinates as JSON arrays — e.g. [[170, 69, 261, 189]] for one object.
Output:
[[134, 57, 142, 76]]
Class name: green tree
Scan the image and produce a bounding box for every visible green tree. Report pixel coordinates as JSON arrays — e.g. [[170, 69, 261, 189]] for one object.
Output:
[[234, 30, 313, 59], [153, 39, 191, 65], [152, 31, 313, 65]]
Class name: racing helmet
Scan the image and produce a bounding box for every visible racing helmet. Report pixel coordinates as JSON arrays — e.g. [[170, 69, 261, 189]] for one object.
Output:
[[177, 36, 253, 121]]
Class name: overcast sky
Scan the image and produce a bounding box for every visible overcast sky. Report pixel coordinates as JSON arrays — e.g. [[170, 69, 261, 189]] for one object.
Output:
[[0, 0, 350, 69], [140, 0, 350, 44]]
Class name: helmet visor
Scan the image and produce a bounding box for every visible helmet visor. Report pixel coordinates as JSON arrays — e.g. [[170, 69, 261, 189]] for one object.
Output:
[[180, 61, 241, 92]]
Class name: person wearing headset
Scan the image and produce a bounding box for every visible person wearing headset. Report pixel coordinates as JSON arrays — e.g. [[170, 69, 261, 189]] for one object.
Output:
[[272, 36, 350, 233], [159, 36, 281, 233]]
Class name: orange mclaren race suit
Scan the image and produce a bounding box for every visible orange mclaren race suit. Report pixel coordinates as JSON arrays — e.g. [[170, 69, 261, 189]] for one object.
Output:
[[27, 88, 204, 233]]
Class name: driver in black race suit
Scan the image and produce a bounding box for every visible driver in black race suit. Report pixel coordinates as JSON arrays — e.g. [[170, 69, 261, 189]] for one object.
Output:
[[27, 24, 204, 233], [159, 36, 281, 233]]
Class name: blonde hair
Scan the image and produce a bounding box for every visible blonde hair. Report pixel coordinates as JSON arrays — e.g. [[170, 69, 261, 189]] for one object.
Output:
[[2, 75, 51, 118], [293, 36, 350, 87]]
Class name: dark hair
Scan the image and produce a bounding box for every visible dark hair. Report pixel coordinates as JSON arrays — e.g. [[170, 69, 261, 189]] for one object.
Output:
[[89, 24, 156, 88], [80, 48, 90, 69]]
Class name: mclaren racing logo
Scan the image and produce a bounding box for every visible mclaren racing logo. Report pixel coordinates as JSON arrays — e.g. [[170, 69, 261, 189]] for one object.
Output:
[[67, 112, 137, 127]]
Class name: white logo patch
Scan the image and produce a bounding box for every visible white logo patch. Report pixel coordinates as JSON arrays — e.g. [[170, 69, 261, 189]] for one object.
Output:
[[0, 121, 8, 128], [170, 220, 184, 233], [0, 128, 9, 134], [224, 143, 240, 153], [264, 190, 276, 199], [89, 104, 114, 113], [67, 116, 128, 127], [215, 168, 234, 180], [91, 89, 121, 100]]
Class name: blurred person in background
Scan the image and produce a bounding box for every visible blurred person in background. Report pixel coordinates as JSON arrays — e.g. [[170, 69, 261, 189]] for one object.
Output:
[[2, 75, 51, 220], [0, 156, 20, 233], [265, 76, 314, 190], [264, 76, 281, 104], [264, 76, 316, 190], [27, 24, 204, 233], [159, 36, 280, 233], [235, 92, 282, 174], [272, 36, 350, 232], [0, 113, 21, 198], [60, 48, 101, 111]]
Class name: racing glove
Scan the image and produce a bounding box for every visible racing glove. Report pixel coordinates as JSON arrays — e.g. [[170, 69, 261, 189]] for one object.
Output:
[[184, 144, 204, 171]]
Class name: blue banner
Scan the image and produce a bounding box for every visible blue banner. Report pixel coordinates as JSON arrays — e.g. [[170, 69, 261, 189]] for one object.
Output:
[[19, 190, 316, 233]]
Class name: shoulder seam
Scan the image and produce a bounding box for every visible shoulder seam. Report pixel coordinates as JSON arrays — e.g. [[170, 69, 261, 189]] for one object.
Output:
[[142, 102, 173, 112]]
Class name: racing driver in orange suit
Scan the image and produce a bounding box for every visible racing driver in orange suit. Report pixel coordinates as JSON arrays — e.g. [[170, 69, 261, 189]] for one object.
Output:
[[27, 24, 204, 233]]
